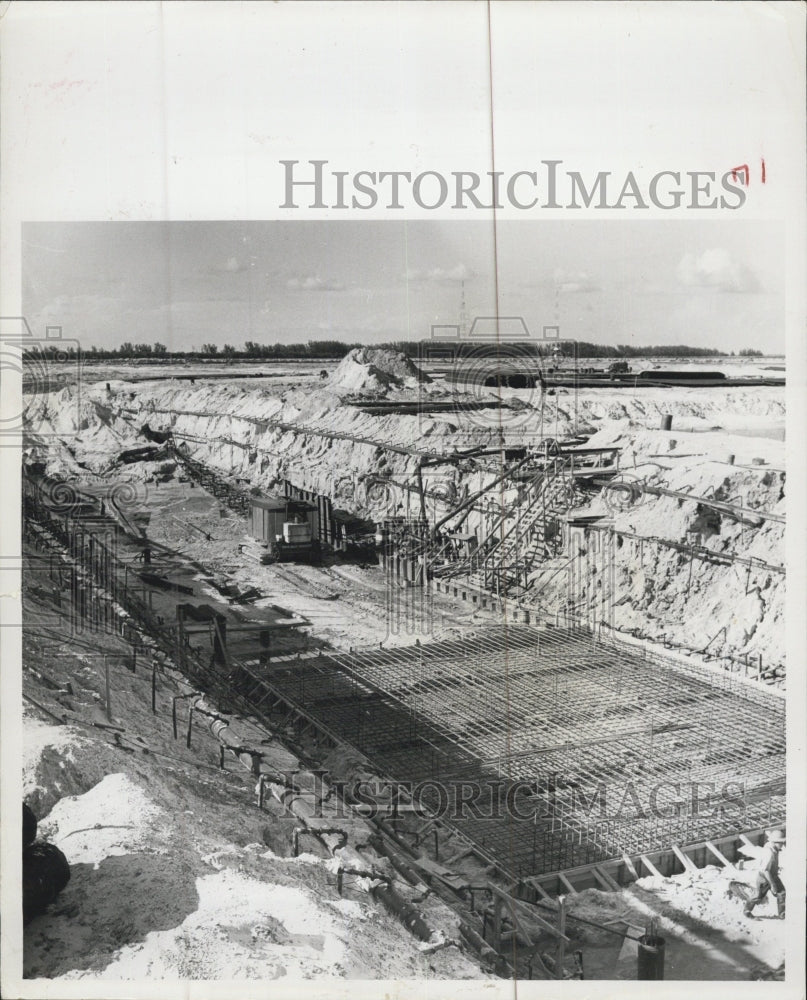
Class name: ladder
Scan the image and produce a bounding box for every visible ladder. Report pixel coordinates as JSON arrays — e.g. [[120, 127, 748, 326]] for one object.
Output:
[[464, 458, 579, 590]]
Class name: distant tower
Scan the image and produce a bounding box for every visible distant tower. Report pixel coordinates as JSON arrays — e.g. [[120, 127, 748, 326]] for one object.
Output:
[[459, 280, 469, 339]]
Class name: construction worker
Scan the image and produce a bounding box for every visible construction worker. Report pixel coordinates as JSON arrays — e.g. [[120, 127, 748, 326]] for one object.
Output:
[[744, 829, 786, 919]]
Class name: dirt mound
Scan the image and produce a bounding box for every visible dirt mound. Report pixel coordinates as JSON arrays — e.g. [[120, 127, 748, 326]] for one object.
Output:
[[23, 718, 123, 819], [329, 348, 429, 394]]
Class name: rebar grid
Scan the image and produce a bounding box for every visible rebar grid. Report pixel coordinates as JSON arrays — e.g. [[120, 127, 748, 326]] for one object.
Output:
[[280, 624, 785, 870]]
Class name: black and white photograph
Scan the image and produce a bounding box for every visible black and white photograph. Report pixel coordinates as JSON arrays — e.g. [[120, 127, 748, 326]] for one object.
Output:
[[1, 3, 804, 998]]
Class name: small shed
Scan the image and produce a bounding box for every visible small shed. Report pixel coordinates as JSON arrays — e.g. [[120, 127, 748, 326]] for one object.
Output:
[[250, 495, 318, 545]]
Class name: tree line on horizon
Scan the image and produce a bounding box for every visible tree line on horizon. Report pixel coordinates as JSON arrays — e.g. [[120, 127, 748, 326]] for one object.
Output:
[[22, 339, 768, 360]]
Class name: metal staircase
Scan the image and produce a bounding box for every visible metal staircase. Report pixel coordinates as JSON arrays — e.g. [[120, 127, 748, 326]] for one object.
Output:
[[437, 456, 581, 595]]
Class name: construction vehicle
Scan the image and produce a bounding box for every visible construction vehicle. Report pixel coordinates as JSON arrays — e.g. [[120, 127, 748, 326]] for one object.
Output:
[[248, 496, 322, 563], [271, 517, 322, 563]]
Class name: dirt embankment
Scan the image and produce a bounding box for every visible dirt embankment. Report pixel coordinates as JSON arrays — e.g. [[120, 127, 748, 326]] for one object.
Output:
[[21, 588, 486, 981], [26, 376, 786, 663], [531, 457, 786, 666]]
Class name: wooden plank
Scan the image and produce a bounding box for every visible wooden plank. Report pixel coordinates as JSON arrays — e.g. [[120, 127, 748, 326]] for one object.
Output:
[[639, 855, 663, 878], [595, 866, 621, 892], [529, 879, 552, 901], [489, 883, 570, 942], [671, 844, 698, 873], [558, 872, 578, 896], [504, 906, 527, 943], [444, 846, 474, 867], [488, 887, 528, 941], [517, 904, 569, 942], [491, 896, 502, 951], [591, 867, 613, 891], [622, 854, 640, 881], [705, 840, 734, 869], [555, 897, 567, 980]]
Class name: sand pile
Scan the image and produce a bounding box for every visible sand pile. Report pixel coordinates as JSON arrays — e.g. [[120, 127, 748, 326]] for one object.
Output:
[[329, 349, 429, 394]]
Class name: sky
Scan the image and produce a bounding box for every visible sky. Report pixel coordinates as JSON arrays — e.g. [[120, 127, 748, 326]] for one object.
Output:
[[8, 3, 798, 358], [22, 219, 784, 353]]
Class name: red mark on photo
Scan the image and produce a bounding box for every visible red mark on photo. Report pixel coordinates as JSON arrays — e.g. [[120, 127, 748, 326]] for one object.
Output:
[[731, 164, 750, 185], [730, 161, 766, 186]]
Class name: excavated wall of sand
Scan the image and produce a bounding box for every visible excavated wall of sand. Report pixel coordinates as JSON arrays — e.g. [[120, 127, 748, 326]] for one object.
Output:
[[33, 380, 786, 664], [101, 381, 508, 528], [537, 467, 786, 667]]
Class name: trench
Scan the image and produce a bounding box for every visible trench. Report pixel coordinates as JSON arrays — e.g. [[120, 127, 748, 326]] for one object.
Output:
[[23, 461, 787, 886]]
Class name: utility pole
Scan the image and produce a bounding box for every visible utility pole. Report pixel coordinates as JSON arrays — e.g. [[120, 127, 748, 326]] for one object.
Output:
[[459, 280, 469, 338]]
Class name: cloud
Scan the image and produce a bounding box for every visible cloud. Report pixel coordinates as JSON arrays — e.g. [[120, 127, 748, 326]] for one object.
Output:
[[552, 268, 599, 294], [206, 256, 251, 274], [36, 292, 133, 326], [286, 275, 345, 291], [676, 249, 760, 293], [406, 262, 475, 285]]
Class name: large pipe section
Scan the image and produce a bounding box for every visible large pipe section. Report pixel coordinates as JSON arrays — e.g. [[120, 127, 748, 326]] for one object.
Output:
[[430, 452, 536, 537]]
